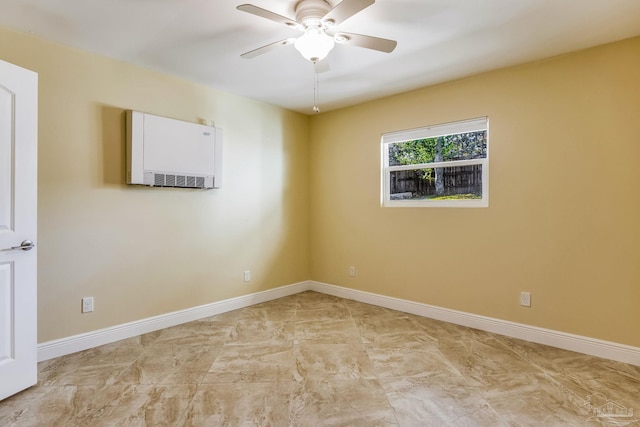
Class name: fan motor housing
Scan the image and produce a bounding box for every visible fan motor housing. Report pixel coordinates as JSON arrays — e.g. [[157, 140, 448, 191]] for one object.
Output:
[[295, 0, 331, 27]]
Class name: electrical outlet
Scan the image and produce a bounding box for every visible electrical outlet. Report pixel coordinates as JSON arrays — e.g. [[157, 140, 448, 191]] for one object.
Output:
[[82, 297, 94, 313], [520, 292, 531, 307], [243, 270, 251, 282], [349, 266, 356, 277]]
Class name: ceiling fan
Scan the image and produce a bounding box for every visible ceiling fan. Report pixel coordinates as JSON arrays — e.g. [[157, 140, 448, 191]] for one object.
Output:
[[237, 0, 397, 63]]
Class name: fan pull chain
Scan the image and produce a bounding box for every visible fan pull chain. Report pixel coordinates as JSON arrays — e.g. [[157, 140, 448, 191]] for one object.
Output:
[[312, 66, 320, 113]]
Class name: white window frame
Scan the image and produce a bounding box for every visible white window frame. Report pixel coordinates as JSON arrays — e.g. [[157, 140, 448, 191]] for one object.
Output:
[[381, 117, 489, 208]]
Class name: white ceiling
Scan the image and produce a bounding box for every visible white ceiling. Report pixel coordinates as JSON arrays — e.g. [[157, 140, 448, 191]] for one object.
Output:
[[1, 0, 640, 114]]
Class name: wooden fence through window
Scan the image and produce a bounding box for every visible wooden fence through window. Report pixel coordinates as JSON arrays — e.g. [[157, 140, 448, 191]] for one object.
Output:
[[390, 164, 482, 197]]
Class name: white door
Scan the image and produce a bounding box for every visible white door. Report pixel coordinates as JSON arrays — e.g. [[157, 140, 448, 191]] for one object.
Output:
[[0, 59, 38, 400]]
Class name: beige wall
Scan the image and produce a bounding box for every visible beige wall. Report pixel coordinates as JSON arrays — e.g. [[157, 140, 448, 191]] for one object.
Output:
[[309, 37, 640, 347], [2, 25, 639, 349], [0, 27, 310, 342]]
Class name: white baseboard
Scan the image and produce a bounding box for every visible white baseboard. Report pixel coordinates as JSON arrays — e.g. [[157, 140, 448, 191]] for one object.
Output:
[[308, 281, 640, 367], [37, 281, 311, 361], [39, 280, 640, 367]]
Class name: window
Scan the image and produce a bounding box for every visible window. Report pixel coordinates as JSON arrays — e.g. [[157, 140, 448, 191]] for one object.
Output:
[[381, 117, 488, 208]]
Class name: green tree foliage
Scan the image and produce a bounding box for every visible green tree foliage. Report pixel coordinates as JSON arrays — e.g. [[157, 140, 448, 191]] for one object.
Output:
[[388, 131, 487, 195], [389, 131, 487, 166], [388, 137, 439, 183]]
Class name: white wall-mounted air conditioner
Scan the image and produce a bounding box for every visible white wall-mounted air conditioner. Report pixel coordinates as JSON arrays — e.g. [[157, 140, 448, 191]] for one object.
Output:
[[126, 110, 223, 189]]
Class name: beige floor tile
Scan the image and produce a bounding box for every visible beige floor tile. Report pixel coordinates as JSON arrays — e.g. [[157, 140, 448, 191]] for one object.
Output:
[[294, 343, 376, 381], [356, 315, 439, 350], [117, 344, 218, 385], [227, 319, 295, 346], [296, 305, 353, 321], [381, 376, 506, 427], [1, 384, 197, 426], [353, 313, 415, 332], [149, 322, 233, 348], [295, 318, 360, 344], [495, 334, 640, 382], [2, 291, 639, 426], [344, 300, 400, 318], [184, 382, 291, 426], [203, 344, 294, 383], [544, 369, 640, 420], [37, 336, 149, 386], [366, 345, 462, 379], [297, 292, 347, 309], [0, 385, 83, 426], [438, 337, 541, 386], [92, 384, 198, 426], [411, 316, 498, 347], [290, 379, 399, 427], [38, 359, 132, 387], [476, 373, 592, 425]]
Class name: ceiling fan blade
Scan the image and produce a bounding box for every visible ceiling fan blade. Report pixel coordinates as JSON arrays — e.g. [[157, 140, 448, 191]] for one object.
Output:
[[240, 38, 295, 58], [335, 32, 397, 53], [237, 4, 302, 30], [322, 0, 375, 26], [314, 59, 330, 73]]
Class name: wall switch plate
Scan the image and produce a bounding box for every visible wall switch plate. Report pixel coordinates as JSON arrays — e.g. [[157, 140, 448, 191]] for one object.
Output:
[[520, 292, 531, 307], [82, 297, 94, 313], [243, 270, 251, 282], [349, 266, 356, 277]]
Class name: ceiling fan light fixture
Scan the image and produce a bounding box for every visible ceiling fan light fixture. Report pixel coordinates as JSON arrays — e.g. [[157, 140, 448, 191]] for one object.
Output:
[[294, 28, 335, 62]]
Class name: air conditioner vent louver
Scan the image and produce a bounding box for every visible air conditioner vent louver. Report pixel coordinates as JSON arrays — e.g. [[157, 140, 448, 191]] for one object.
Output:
[[149, 173, 209, 188]]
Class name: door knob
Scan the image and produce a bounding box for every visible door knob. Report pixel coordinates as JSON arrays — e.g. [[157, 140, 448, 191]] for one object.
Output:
[[9, 240, 35, 251]]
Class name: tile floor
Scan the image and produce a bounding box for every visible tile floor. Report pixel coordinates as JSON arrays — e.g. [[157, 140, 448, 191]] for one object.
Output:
[[1, 291, 639, 426]]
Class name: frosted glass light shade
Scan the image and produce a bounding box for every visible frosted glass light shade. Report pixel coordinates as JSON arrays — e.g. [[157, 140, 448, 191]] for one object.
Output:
[[294, 28, 335, 62]]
